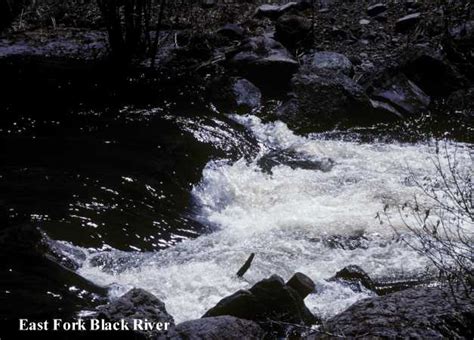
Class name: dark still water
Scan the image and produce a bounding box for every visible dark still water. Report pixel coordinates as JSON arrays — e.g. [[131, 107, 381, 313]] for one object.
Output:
[[0, 99, 472, 326]]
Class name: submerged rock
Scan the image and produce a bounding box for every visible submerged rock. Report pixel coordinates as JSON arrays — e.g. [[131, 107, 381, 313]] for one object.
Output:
[[203, 274, 318, 334], [228, 36, 298, 90], [311, 286, 474, 339], [174, 316, 265, 340]]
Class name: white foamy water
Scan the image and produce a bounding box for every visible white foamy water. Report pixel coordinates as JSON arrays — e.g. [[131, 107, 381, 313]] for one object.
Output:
[[68, 115, 472, 323]]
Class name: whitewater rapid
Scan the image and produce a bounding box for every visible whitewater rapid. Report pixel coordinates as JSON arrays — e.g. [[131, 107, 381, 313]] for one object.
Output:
[[59, 114, 472, 322]]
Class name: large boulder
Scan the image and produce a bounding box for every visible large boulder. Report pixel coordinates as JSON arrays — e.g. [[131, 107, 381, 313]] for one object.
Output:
[[309, 286, 474, 339], [278, 69, 375, 131], [203, 274, 318, 334], [275, 15, 312, 49], [96, 288, 175, 338], [369, 73, 430, 118], [228, 36, 299, 90], [402, 49, 467, 97], [174, 316, 265, 340]]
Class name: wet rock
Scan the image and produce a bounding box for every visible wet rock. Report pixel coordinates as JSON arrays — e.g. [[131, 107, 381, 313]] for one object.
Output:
[[329, 265, 376, 292], [217, 24, 245, 40], [370, 74, 430, 117], [208, 77, 261, 113], [275, 15, 312, 49], [395, 13, 422, 33], [174, 316, 265, 340], [96, 288, 175, 338], [287, 272, 315, 299], [258, 149, 334, 173], [228, 36, 298, 90], [303, 51, 353, 76], [311, 286, 474, 339], [367, 4, 387, 16], [203, 274, 318, 334]]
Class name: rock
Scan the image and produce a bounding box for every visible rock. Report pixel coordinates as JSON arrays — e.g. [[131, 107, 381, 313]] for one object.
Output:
[[255, 2, 305, 20], [286, 272, 315, 298], [96, 288, 175, 338], [275, 15, 312, 49], [174, 316, 265, 340], [232, 78, 262, 110], [310, 286, 474, 339], [329, 265, 376, 292], [203, 275, 318, 334], [200, 0, 216, 9], [367, 4, 387, 16], [303, 51, 353, 76], [404, 0, 421, 9], [402, 49, 467, 97], [370, 74, 431, 118], [228, 36, 298, 90], [255, 4, 284, 20], [279, 69, 372, 131], [208, 77, 262, 113], [395, 13, 422, 33], [217, 24, 245, 40]]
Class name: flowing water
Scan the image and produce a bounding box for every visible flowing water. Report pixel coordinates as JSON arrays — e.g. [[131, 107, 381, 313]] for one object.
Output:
[[1, 104, 473, 323]]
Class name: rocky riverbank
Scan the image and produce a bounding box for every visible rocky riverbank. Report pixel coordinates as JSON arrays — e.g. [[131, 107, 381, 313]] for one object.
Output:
[[80, 270, 473, 339], [1, 0, 473, 134]]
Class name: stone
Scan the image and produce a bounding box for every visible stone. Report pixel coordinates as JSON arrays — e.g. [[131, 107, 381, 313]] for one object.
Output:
[[203, 275, 318, 333], [402, 49, 467, 97], [367, 4, 387, 17], [370, 74, 430, 118], [359, 19, 371, 25], [395, 13, 421, 33], [286, 272, 315, 298], [280, 69, 371, 131], [255, 2, 306, 20], [330, 265, 376, 292], [174, 316, 265, 340], [201, 0, 216, 9], [303, 51, 353, 76], [309, 286, 474, 339], [217, 24, 245, 40], [96, 288, 175, 338], [208, 77, 262, 113], [229, 36, 298, 90], [275, 15, 312, 48], [255, 4, 283, 20]]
